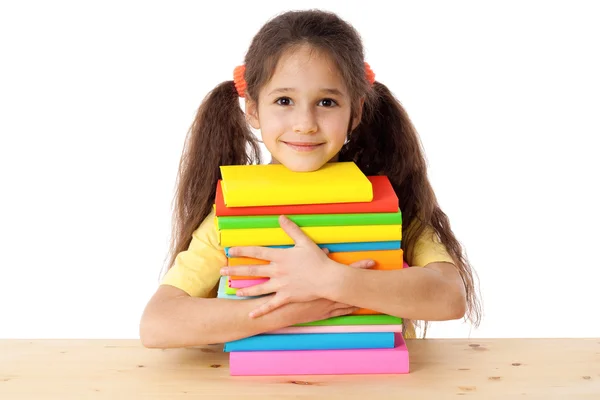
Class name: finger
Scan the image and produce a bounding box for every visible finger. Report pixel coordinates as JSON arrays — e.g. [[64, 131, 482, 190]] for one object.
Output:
[[248, 293, 289, 318], [328, 307, 359, 318], [220, 264, 275, 277], [278, 215, 314, 246], [321, 247, 330, 255], [227, 245, 282, 261], [236, 281, 277, 297], [348, 259, 376, 269], [332, 302, 356, 309]]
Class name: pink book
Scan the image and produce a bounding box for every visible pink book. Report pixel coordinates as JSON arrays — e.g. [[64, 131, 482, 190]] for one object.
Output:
[[228, 278, 269, 289], [229, 332, 409, 376], [268, 324, 403, 334]]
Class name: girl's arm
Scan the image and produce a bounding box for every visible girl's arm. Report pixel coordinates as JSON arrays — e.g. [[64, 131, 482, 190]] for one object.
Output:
[[325, 260, 466, 321], [139, 284, 356, 349], [224, 216, 466, 320]]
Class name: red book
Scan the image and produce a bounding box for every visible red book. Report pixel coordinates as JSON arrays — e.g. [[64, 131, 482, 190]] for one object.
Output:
[[215, 175, 398, 216]]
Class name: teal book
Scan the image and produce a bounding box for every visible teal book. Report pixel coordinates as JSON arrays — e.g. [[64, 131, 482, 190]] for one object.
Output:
[[224, 332, 395, 352], [224, 240, 401, 256], [217, 209, 402, 229]]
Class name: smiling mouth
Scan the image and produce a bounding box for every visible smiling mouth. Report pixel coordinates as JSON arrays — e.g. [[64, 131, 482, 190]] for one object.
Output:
[[282, 141, 325, 152]]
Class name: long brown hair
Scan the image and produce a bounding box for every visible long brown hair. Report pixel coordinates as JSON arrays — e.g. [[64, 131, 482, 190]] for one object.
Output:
[[163, 9, 481, 336]]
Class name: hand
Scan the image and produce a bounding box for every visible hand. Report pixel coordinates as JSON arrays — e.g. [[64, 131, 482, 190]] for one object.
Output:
[[220, 215, 374, 318], [278, 297, 359, 326]]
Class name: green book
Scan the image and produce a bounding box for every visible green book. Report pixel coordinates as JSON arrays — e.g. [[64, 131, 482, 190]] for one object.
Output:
[[217, 209, 402, 230], [294, 315, 403, 326]]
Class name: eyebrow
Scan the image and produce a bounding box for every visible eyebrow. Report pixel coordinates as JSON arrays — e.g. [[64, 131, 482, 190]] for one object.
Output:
[[268, 88, 345, 96]]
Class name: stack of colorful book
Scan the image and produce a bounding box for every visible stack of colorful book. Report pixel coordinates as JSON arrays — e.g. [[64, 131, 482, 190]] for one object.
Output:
[[214, 162, 410, 376]]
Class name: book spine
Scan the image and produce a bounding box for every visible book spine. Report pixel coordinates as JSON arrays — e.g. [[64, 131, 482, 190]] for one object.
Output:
[[217, 210, 402, 229], [224, 332, 395, 352], [228, 249, 404, 269], [229, 333, 409, 376], [219, 225, 402, 247], [268, 324, 404, 334], [293, 315, 403, 326], [224, 241, 402, 256]]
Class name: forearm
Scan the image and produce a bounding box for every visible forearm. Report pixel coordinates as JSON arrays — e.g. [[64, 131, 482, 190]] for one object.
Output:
[[324, 262, 466, 321], [140, 295, 291, 348]]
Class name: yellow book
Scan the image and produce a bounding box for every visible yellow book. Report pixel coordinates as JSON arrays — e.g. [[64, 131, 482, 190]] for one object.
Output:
[[219, 162, 372, 207], [219, 225, 402, 247]]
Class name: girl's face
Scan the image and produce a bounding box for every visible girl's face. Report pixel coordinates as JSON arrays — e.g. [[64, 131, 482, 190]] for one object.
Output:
[[246, 45, 363, 172]]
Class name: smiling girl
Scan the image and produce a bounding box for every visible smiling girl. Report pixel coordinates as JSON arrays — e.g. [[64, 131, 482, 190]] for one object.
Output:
[[140, 9, 481, 348]]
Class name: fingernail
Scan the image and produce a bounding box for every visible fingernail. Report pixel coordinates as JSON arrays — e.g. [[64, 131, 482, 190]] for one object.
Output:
[[220, 268, 228, 275], [368, 261, 376, 266], [237, 291, 244, 296]]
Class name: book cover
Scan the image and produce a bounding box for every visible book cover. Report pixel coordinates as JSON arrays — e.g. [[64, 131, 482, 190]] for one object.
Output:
[[219, 162, 372, 207], [215, 175, 398, 216]]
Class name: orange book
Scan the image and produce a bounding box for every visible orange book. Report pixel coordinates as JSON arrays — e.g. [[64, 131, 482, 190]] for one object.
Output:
[[229, 249, 404, 279], [353, 308, 378, 315]]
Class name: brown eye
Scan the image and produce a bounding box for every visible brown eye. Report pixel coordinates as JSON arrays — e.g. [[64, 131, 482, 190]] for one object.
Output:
[[276, 97, 292, 106], [319, 98, 338, 107]]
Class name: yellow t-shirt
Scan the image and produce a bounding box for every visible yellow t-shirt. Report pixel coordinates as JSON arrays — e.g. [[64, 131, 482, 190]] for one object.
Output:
[[160, 209, 454, 297]]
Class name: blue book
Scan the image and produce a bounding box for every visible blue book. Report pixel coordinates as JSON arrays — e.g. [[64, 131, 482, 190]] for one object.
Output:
[[224, 240, 401, 256], [224, 332, 395, 352]]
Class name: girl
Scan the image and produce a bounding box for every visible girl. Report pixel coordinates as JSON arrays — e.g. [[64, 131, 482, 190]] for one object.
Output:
[[140, 9, 481, 348]]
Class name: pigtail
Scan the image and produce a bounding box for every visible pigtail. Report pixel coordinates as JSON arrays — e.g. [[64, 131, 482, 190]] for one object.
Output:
[[341, 82, 428, 227], [340, 81, 482, 337], [163, 81, 261, 275]]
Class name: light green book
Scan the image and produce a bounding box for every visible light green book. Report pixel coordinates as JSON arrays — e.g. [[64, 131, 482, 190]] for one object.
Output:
[[216, 209, 402, 229], [294, 315, 403, 326]]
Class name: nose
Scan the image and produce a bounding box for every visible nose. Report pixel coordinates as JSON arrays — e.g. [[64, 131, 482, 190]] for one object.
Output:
[[292, 106, 318, 135]]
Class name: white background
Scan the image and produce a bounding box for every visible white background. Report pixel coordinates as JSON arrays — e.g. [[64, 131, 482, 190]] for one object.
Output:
[[1, 1, 599, 339]]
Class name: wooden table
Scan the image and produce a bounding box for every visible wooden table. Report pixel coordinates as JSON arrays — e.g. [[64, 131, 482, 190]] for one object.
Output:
[[1, 339, 598, 399]]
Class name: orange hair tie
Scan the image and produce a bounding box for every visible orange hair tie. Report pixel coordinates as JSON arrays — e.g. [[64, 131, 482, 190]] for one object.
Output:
[[233, 65, 247, 98], [364, 62, 376, 85], [233, 62, 375, 98]]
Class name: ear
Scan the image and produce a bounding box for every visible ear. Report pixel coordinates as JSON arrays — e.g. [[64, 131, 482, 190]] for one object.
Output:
[[245, 98, 260, 129], [351, 97, 365, 130]]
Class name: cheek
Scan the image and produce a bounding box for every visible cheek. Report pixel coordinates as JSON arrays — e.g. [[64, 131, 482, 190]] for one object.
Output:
[[257, 107, 285, 141], [260, 119, 286, 141], [260, 124, 290, 149], [320, 116, 350, 142]]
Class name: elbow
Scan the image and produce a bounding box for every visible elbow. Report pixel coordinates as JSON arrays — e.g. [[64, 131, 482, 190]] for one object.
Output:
[[139, 306, 170, 349], [139, 316, 161, 349], [445, 287, 467, 320], [139, 326, 162, 349], [447, 300, 466, 321]]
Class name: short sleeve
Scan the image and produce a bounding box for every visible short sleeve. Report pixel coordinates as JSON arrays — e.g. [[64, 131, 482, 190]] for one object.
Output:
[[160, 209, 226, 297], [407, 219, 455, 267]]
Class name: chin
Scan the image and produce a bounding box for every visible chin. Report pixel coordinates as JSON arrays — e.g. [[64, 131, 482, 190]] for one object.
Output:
[[277, 157, 328, 173]]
